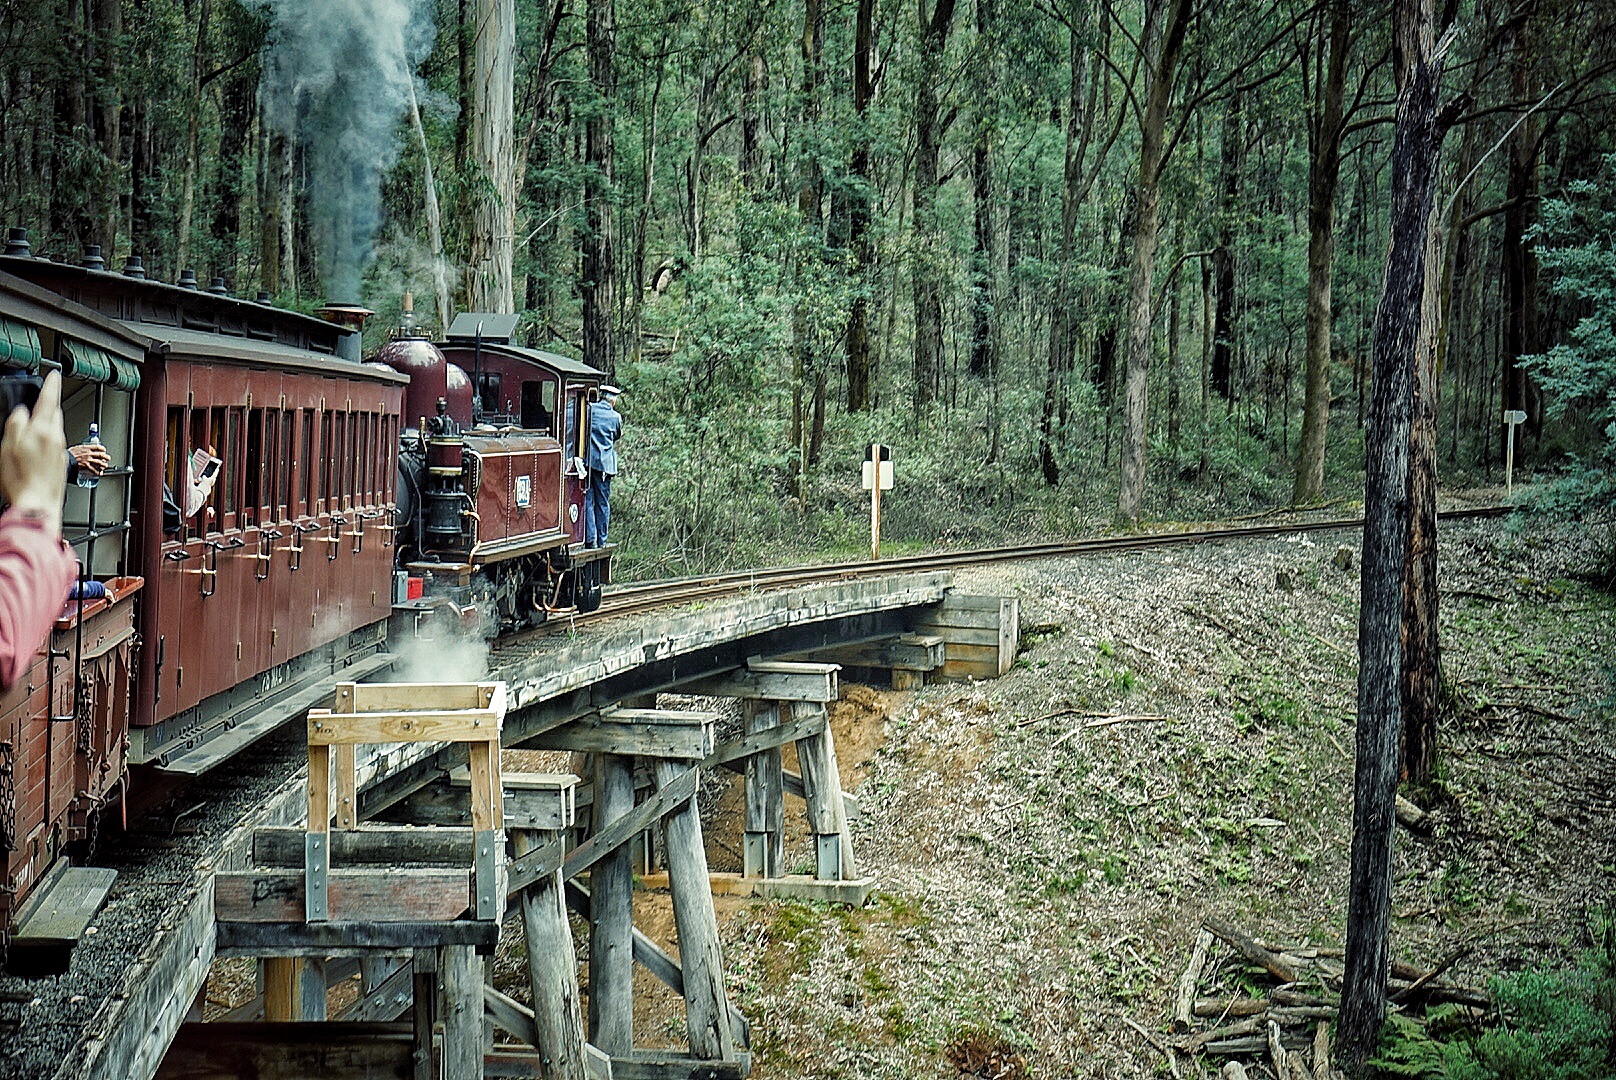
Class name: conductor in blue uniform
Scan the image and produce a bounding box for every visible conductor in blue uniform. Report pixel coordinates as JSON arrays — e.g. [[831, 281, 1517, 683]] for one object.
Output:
[[586, 385, 622, 547]]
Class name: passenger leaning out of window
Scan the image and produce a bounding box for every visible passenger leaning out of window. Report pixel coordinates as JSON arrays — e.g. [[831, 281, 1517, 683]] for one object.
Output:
[[0, 371, 79, 690]]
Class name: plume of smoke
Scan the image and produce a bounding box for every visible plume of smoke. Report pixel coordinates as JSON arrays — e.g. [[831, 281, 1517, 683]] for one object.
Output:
[[390, 622, 491, 685], [253, 0, 437, 301]]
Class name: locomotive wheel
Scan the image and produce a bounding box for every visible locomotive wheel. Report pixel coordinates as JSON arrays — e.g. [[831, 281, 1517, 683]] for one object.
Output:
[[576, 561, 603, 614]]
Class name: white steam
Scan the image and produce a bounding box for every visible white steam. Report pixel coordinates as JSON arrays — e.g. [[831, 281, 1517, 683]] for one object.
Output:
[[254, 0, 438, 301]]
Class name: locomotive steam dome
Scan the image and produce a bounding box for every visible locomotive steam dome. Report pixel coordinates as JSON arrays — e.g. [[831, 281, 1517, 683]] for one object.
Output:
[[444, 362, 473, 427], [377, 336, 449, 430]]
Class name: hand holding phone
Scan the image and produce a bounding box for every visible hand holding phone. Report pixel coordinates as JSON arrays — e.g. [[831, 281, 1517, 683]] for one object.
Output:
[[185, 448, 223, 518], [0, 372, 66, 533]]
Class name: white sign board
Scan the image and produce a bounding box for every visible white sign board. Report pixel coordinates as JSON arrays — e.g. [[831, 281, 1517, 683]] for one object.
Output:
[[860, 460, 894, 491], [1503, 409, 1527, 424]]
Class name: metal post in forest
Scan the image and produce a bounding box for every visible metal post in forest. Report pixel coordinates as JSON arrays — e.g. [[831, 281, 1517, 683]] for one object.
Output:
[[862, 443, 892, 559]]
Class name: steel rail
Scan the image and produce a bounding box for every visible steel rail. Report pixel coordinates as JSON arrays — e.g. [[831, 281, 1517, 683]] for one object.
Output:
[[497, 504, 1510, 644]]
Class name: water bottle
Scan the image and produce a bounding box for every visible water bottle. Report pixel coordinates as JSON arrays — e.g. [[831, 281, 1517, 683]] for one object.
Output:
[[77, 423, 101, 489]]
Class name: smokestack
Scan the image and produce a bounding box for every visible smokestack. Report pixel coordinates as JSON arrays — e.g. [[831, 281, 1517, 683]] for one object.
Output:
[[177, 269, 199, 289], [81, 245, 105, 270], [4, 228, 31, 258], [318, 303, 375, 363], [122, 255, 147, 279]]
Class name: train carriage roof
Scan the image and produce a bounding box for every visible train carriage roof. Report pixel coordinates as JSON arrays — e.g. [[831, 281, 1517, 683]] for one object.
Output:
[[440, 339, 605, 380], [0, 268, 148, 387], [127, 322, 406, 383]]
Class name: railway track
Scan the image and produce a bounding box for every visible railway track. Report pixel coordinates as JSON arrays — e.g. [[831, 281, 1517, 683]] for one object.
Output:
[[500, 503, 1513, 644]]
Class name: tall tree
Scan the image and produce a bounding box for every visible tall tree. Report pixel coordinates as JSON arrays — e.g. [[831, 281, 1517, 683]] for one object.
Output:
[[1338, 0, 1457, 1066], [844, 0, 877, 411], [466, 0, 515, 313], [1210, 93, 1240, 399], [581, 0, 617, 375], [912, 0, 960, 410], [1117, 0, 1194, 523], [968, 0, 998, 382], [1292, 0, 1353, 504]]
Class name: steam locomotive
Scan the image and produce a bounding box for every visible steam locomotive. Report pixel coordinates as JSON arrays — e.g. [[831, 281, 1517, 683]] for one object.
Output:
[[0, 229, 610, 967]]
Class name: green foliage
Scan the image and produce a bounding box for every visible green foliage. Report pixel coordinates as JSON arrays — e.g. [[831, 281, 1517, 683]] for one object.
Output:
[[1371, 912, 1616, 1080], [1525, 153, 1616, 509]]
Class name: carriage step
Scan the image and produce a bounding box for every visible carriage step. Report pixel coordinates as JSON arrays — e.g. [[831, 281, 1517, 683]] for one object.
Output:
[[6, 864, 118, 977], [158, 650, 397, 775]]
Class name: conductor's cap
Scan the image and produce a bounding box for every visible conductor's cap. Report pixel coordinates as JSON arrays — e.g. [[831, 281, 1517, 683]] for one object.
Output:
[[600, 384, 622, 396]]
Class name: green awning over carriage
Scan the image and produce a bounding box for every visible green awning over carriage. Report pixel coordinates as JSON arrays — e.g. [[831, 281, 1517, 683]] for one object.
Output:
[[63, 339, 141, 390], [0, 316, 42, 371]]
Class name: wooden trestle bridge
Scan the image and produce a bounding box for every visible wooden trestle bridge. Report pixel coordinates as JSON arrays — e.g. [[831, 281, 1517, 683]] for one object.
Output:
[[55, 571, 1017, 1080]]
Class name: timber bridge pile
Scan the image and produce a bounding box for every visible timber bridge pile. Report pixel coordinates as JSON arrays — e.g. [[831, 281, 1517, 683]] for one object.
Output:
[[2, 506, 1506, 1080]]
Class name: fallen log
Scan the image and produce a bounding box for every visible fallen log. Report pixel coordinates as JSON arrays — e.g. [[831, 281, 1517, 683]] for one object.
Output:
[[1395, 794, 1431, 834], [1194, 998, 1269, 1019], [1203, 919, 1301, 984], [1179, 1017, 1264, 1052], [1176, 930, 1216, 1033]]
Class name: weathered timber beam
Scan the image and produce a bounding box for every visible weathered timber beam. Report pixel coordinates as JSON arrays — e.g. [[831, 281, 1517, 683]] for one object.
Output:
[[215, 919, 498, 956], [711, 760, 859, 821], [609, 1050, 753, 1079], [506, 767, 700, 895], [215, 869, 472, 923], [342, 681, 501, 712], [252, 826, 475, 867], [679, 660, 840, 703], [486, 1045, 614, 1080], [307, 708, 502, 745], [158, 1022, 415, 1080], [335, 959, 416, 1022], [702, 711, 826, 768], [564, 880, 751, 1049], [526, 714, 714, 759], [789, 634, 945, 671]]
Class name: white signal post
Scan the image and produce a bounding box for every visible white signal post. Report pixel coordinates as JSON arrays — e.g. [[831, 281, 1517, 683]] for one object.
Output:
[[861, 443, 893, 559], [1503, 409, 1526, 499]]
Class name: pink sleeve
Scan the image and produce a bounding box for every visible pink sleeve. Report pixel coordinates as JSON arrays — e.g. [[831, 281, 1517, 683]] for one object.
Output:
[[0, 509, 79, 691]]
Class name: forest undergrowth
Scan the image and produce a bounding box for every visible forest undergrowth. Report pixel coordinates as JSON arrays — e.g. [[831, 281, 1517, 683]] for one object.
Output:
[[699, 512, 1614, 1078]]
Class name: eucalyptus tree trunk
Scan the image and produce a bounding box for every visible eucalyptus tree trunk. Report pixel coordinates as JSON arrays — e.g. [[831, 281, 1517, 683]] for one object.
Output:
[[844, 0, 876, 412], [1500, 13, 1541, 444], [175, 0, 211, 276], [1211, 94, 1240, 399], [466, 0, 515, 314], [1117, 0, 1194, 524], [1401, 214, 1442, 789], [582, 0, 617, 375], [911, 0, 958, 411], [1339, 0, 1453, 1066], [1042, 0, 1097, 487], [259, 118, 284, 294], [969, 0, 998, 389], [1293, 0, 1352, 504], [408, 80, 452, 331], [792, 0, 824, 472], [95, 0, 122, 254]]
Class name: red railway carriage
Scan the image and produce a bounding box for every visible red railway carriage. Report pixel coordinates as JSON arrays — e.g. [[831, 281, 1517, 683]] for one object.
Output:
[[0, 234, 614, 966], [0, 252, 405, 768], [0, 266, 148, 964]]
